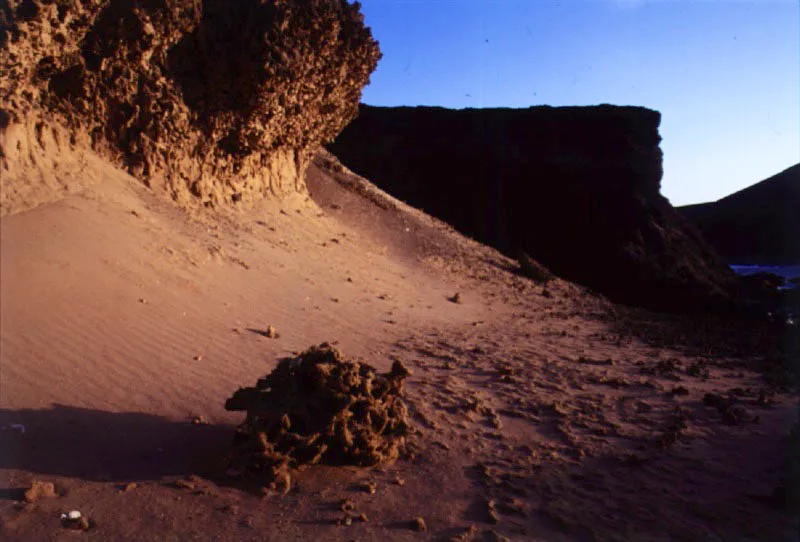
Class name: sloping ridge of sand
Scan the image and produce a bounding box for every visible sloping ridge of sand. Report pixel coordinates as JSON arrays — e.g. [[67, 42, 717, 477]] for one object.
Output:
[[1, 149, 797, 541]]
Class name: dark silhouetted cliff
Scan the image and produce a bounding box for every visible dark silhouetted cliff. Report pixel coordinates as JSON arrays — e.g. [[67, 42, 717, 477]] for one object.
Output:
[[679, 164, 800, 265], [329, 104, 737, 312], [0, 0, 380, 214]]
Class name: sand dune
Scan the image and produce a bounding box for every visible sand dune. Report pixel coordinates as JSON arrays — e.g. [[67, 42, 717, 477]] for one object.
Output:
[[1, 154, 797, 541]]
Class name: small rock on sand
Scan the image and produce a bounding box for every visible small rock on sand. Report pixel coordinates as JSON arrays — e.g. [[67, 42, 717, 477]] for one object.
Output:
[[174, 479, 195, 491], [360, 481, 377, 494], [413, 517, 427, 532], [60, 511, 93, 531], [487, 499, 501, 524], [24, 481, 57, 503]]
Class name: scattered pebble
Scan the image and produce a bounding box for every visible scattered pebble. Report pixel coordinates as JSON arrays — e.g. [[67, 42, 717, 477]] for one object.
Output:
[[174, 479, 195, 491], [60, 510, 92, 531], [413, 517, 427, 532], [361, 481, 377, 494], [192, 415, 209, 425], [122, 482, 137, 492], [268, 472, 291, 494], [358, 513, 369, 523], [193, 355, 203, 362], [448, 292, 462, 304], [340, 499, 355, 512], [487, 499, 500, 524], [265, 325, 279, 339], [24, 481, 57, 503]]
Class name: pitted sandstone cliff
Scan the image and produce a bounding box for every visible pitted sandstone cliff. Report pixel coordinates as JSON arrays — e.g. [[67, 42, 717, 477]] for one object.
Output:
[[0, 0, 380, 215]]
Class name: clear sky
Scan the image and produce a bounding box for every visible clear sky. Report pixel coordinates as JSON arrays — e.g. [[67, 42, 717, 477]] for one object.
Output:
[[356, 0, 799, 206]]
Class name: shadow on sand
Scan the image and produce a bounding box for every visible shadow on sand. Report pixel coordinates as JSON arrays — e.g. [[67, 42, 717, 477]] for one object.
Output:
[[0, 404, 234, 483]]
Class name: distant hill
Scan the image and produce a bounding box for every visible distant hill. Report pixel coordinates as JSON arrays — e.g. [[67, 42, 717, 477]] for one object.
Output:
[[679, 164, 800, 265]]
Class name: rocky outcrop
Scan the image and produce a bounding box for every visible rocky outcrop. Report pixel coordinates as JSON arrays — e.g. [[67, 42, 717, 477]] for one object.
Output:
[[0, 0, 380, 215], [225, 343, 411, 489], [329, 104, 736, 312], [679, 164, 800, 265]]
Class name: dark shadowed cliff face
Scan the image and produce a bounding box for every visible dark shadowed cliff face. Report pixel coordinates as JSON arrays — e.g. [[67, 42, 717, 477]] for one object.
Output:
[[679, 164, 800, 265], [0, 0, 380, 214], [329, 104, 736, 312]]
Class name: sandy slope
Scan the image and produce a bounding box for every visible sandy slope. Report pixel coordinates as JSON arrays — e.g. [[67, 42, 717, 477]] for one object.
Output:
[[0, 156, 797, 541]]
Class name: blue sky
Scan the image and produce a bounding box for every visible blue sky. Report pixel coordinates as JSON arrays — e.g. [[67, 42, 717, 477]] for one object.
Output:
[[357, 0, 799, 206]]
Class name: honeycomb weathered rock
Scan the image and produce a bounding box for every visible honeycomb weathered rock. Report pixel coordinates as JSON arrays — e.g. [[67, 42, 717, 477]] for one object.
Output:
[[225, 343, 411, 486], [0, 0, 380, 215]]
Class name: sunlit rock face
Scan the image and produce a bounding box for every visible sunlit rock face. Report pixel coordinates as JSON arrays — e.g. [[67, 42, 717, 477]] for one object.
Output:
[[329, 104, 737, 312], [0, 0, 380, 214]]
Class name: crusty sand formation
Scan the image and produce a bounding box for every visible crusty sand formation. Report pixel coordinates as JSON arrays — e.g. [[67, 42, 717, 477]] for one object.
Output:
[[225, 343, 411, 489], [0, 0, 380, 215]]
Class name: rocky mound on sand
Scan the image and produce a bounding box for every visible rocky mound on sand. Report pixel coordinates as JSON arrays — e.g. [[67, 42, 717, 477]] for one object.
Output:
[[225, 344, 411, 489], [329, 104, 737, 312], [0, 0, 380, 215], [679, 163, 800, 265]]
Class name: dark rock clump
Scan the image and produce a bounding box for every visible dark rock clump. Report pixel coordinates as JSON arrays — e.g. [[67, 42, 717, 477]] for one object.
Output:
[[225, 343, 411, 485]]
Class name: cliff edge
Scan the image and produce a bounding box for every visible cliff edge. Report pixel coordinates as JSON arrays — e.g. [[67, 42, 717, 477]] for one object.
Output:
[[329, 104, 736, 312], [0, 0, 380, 215]]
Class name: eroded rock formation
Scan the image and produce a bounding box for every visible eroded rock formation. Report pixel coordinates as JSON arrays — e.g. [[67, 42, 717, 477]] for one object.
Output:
[[329, 104, 737, 312], [225, 343, 411, 489], [0, 0, 380, 215]]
